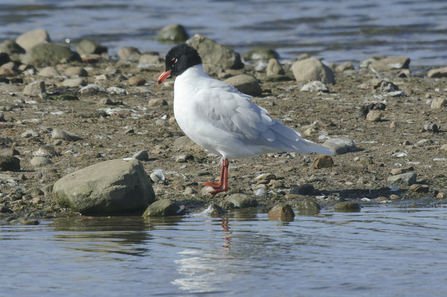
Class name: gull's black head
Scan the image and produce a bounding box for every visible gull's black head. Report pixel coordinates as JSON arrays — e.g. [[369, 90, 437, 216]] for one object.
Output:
[[157, 43, 202, 85]]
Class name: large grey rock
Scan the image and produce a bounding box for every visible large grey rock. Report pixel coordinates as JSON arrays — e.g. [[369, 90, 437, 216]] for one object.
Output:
[[53, 159, 155, 215], [157, 24, 189, 43], [291, 57, 335, 84], [224, 74, 262, 96], [117, 47, 140, 61], [22, 43, 81, 66], [387, 172, 417, 186], [186, 34, 244, 70], [16, 29, 51, 51], [322, 137, 358, 154], [369, 56, 410, 71], [142, 199, 182, 217], [76, 39, 108, 56]]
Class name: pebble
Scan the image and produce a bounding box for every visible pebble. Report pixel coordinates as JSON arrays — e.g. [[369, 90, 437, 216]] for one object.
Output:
[[23, 81, 45, 97], [335, 62, 355, 72], [0, 156, 20, 171], [390, 168, 406, 175], [52, 128, 82, 141], [117, 46, 140, 61], [389, 194, 400, 200], [80, 84, 108, 94], [440, 144, 447, 152], [387, 172, 417, 186], [128, 76, 146, 86], [148, 99, 168, 107], [300, 81, 329, 92], [366, 110, 382, 122], [436, 192, 446, 199], [290, 183, 315, 195], [175, 154, 194, 163], [30, 156, 52, 166], [431, 98, 446, 109], [107, 87, 126, 95], [21, 129, 40, 138], [313, 155, 334, 169], [409, 184, 429, 193], [291, 57, 335, 84], [64, 67, 88, 77], [266, 59, 285, 76], [62, 78, 87, 87], [322, 137, 358, 154], [38, 66, 60, 77]]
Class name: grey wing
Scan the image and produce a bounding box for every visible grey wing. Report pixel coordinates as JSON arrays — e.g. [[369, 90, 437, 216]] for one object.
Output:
[[196, 85, 316, 154]]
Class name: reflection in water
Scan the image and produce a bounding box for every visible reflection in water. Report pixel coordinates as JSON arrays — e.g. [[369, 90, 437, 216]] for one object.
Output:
[[172, 217, 234, 293]]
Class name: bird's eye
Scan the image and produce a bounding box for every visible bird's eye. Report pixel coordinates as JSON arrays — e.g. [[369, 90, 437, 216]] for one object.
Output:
[[171, 58, 178, 67]]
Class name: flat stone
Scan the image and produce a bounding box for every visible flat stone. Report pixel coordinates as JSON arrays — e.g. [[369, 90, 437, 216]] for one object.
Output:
[[117, 47, 140, 61], [322, 138, 358, 154], [369, 56, 410, 71], [30, 156, 52, 167], [52, 128, 82, 141], [335, 62, 355, 72], [129, 76, 146, 86], [23, 81, 45, 97], [427, 67, 447, 78], [38, 66, 60, 77], [387, 172, 417, 186], [300, 81, 328, 92], [390, 168, 406, 175], [62, 78, 87, 87]]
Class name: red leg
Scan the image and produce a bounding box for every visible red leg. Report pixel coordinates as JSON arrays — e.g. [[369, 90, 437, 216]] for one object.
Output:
[[203, 158, 229, 194]]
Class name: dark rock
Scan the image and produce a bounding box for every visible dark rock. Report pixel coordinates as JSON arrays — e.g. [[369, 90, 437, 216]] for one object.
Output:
[[291, 183, 316, 195], [0, 52, 11, 66], [186, 34, 244, 70], [0, 156, 20, 171]]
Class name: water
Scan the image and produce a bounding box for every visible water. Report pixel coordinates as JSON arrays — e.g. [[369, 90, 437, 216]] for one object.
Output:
[[2, 205, 447, 296], [0, 0, 446, 66]]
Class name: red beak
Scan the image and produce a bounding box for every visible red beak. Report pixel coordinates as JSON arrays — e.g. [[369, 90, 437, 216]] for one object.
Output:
[[157, 69, 172, 86]]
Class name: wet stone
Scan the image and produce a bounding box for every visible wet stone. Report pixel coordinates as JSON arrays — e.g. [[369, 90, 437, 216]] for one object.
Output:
[[297, 200, 321, 215], [142, 199, 182, 217], [268, 204, 295, 221], [334, 202, 361, 212]]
